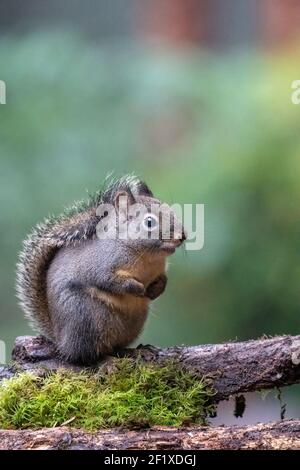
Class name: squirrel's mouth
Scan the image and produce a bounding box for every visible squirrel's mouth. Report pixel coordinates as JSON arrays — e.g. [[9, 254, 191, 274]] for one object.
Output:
[[160, 239, 183, 254]]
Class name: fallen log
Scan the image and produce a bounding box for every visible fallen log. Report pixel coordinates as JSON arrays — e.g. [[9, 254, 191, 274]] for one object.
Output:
[[1, 335, 300, 450], [0, 420, 299, 450], [3, 334, 300, 402]]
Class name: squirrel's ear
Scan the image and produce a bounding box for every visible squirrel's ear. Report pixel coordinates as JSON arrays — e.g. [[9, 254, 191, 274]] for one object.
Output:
[[114, 190, 134, 215]]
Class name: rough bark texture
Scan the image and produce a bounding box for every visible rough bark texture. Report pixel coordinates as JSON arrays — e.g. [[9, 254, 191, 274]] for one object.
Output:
[[4, 334, 300, 402], [1, 335, 300, 450], [0, 420, 300, 450]]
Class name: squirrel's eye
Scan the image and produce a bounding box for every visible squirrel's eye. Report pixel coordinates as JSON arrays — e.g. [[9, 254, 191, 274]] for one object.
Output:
[[143, 214, 158, 231]]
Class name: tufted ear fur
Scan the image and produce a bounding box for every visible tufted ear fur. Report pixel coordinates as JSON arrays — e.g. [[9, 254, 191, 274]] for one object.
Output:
[[102, 175, 153, 204], [114, 190, 135, 216], [133, 180, 153, 198]]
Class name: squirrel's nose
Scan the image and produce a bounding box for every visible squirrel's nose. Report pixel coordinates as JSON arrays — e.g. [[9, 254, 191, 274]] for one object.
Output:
[[181, 230, 187, 242], [174, 230, 186, 246]]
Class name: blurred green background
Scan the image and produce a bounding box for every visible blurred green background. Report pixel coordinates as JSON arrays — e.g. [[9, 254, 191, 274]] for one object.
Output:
[[1, 0, 300, 421]]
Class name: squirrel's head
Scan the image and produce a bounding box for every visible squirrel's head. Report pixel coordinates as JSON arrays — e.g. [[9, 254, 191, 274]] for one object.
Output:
[[98, 176, 186, 255]]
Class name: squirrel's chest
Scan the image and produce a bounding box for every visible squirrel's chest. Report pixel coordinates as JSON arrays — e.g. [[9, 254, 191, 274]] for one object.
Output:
[[118, 255, 167, 287], [88, 254, 167, 317]]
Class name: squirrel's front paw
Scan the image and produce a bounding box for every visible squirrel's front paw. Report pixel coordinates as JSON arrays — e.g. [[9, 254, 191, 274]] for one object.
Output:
[[146, 274, 167, 300], [123, 278, 146, 297]]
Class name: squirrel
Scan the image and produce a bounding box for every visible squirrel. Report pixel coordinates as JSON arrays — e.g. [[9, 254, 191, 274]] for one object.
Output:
[[16, 176, 185, 364]]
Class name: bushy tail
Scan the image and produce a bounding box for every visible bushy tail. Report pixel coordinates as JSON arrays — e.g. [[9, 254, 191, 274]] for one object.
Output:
[[16, 225, 59, 337], [16, 208, 97, 337]]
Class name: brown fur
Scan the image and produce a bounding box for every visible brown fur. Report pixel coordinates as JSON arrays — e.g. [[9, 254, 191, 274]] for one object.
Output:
[[85, 287, 150, 315], [85, 253, 166, 317], [116, 252, 167, 289]]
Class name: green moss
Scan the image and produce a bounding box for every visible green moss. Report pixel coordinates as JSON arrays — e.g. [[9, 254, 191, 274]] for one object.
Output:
[[0, 359, 215, 430]]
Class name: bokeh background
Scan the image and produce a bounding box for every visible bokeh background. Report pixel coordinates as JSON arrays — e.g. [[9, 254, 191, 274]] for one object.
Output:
[[1, 0, 300, 424]]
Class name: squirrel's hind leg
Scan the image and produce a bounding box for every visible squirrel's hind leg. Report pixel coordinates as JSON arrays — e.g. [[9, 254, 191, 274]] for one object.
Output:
[[49, 288, 113, 365]]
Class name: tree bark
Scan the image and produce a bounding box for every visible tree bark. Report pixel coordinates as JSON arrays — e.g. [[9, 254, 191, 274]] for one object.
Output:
[[2, 335, 300, 450], [0, 420, 300, 450], [4, 334, 300, 402]]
